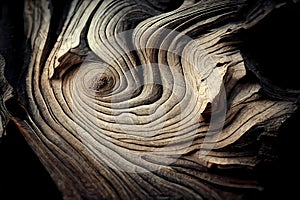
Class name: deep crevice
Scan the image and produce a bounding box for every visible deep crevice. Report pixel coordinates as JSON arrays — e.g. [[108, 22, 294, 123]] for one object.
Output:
[[143, 0, 184, 12], [39, 0, 72, 71]]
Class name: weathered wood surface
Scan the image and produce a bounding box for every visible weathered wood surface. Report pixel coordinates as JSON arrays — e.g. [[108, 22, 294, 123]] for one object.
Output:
[[1, 0, 299, 199]]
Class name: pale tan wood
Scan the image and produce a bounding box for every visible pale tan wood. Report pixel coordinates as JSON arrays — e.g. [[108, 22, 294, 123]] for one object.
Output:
[[1, 0, 299, 199]]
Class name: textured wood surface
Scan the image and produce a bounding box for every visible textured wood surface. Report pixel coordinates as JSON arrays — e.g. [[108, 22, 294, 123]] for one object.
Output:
[[1, 0, 299, 199]]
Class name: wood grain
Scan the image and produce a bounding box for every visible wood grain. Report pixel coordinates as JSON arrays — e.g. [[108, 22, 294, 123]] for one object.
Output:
[[1, 0, 299, 199]]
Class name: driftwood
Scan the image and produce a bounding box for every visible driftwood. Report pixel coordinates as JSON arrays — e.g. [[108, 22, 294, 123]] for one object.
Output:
[[0, 0, 299, 199]]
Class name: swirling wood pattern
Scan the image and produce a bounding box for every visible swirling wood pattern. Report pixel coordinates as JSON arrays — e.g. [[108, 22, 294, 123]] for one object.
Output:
[[1, 0, 299, 199]]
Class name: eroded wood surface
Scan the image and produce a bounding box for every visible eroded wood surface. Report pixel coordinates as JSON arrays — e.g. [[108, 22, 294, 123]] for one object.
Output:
[[1, 0, 299, 199]]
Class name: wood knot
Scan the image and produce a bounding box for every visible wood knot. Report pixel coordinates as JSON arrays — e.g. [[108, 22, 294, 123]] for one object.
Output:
[[88, 74, 115, 94]]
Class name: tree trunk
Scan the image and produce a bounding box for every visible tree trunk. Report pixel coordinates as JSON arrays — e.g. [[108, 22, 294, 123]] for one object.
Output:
[[1, 0, 299, 199]]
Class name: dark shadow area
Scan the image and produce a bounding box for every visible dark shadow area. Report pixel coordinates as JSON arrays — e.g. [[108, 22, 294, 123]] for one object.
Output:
[[0, 122, 62, 200], [0, 0, 24, 88], [144, 0, 185, 12], [255, 108, 300, 200], [240, 2, 300, 199], [0, 0, 62, 198], [241, 2, 300, 90]]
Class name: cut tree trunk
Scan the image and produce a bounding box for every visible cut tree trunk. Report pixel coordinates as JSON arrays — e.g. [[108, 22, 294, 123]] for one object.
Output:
[[1, 0, 299, 199]]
